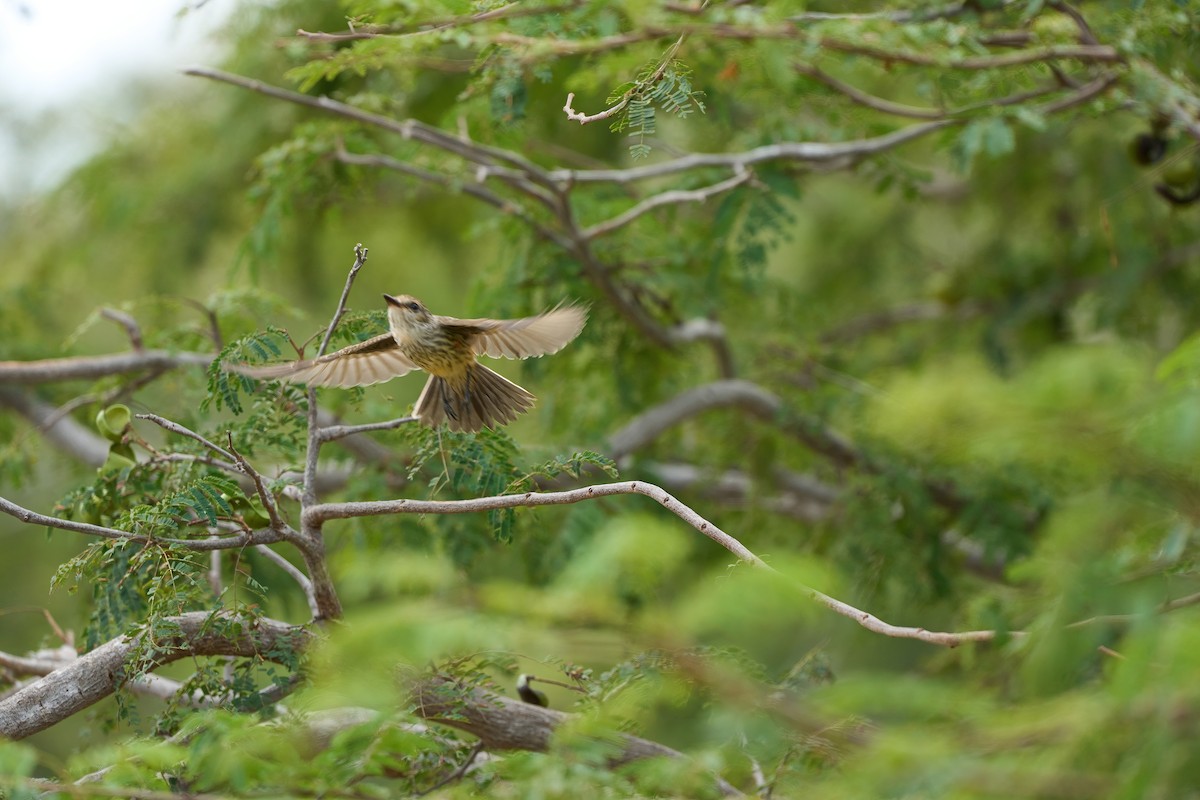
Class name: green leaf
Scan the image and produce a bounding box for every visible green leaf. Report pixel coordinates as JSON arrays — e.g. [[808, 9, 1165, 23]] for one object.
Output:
[[96, 404, 133, 443]]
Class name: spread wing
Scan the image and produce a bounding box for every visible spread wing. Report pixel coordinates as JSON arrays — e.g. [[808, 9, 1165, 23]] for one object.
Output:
[[443, 304, 587, 360], [227, 332, 418, 387]]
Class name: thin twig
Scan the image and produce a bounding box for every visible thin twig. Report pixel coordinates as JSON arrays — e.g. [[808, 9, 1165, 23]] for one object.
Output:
[[225, 432, 289, 535], [136, 413, 236, 462], [317, 243, 369, 358]]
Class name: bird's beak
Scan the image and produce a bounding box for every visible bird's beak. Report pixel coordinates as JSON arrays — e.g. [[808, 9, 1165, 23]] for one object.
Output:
[[383, 294, 400, 307]]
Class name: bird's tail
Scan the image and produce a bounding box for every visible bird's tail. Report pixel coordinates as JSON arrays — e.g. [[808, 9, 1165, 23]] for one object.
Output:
[[413, 364, 535, 433]]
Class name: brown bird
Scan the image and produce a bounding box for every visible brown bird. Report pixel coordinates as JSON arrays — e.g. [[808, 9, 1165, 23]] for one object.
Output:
[[229, 294, 586, 433]]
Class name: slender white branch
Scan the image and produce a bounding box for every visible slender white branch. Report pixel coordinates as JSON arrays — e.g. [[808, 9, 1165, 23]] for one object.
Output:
[[307, 481, 764, 565], [136, 413, 235, 462], [317, 243, 369, 358], [582, 168, 753, 239], [562, 91, 630, 124], [305, 480, 1002, 647], [548, 120, 958, 184], [317, 415, 418, 442]]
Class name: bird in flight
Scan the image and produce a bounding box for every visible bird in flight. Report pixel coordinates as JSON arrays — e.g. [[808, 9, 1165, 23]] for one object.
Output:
[[229, 294, 586, 433]]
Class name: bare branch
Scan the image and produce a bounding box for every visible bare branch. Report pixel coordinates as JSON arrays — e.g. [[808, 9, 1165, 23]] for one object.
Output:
[[308, 480, 764, 567], [1035, 72, 1118, 114], [184, 67, 552, 183], [1049, 0, 1100, 46], [316, 243, 369, 359], [582, 168, 753, 239], [0, 494, 282, 551], [305, 480, 1004, 646], [136, 412, 235, 462], [607, 380, 978, 515], [225, 432, 289, 536], [562, 91, 629, 125], [0, 350, 213, 384], [317, 415, 419, 442], [795, 63, 946, 119], [670, 317, 736, 378], [790, 1, 1017, 23], [0, 611, 309, 739], [548, 120, 958, 184]]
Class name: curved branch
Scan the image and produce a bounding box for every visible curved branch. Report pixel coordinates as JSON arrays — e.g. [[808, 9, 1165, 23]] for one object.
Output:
[[582, 168, 754, 239], [562, 91, 629, 125], [306, 480, 1002, 646], [306, 480, 766, 568], [0, 611, 310, 739]]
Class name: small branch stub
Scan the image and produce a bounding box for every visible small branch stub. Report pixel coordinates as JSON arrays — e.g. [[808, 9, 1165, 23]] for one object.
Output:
[[563, 91, 629, 125]]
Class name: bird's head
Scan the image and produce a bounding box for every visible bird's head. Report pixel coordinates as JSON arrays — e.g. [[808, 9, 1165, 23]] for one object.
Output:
[[384, 294, 432, 330]]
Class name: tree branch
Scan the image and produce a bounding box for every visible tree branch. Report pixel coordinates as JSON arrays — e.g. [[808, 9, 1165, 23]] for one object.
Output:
[[582, 167, 753, 239], [305, 480, 1002, 646], [410, 674, 743, 796], [307, 480, 765, 567], [562, 91, 629, 125], [0, 350, 213, 384], [0, 611, 310, 739], [0, 494, 283, 551], [317, 415, 419, 442], [547, 120, 959, 183]]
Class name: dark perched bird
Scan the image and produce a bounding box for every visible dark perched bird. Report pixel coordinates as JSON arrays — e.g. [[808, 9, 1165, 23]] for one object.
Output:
[[229, 294, 586, 433], [516, 674, 548, 707]]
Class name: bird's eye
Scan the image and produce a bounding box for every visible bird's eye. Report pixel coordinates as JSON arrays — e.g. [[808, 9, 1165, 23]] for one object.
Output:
[[407, 301, 420, 312]]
